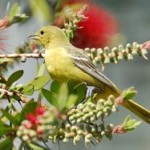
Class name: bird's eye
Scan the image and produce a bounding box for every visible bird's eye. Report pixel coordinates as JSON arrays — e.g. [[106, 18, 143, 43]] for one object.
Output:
[[40, 30, 44, 35]]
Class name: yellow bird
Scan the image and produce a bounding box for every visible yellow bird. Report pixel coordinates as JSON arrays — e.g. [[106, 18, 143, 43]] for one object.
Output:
[[30, 25, 150, 124]]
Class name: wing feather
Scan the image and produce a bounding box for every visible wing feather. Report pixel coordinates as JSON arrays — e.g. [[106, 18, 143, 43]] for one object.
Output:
[[65, 45, 117, 91]]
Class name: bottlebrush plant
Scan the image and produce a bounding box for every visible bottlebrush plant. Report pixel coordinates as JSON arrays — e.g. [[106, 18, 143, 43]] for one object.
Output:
[[0, 2, 149, 150], [54, 0, 119, 48]]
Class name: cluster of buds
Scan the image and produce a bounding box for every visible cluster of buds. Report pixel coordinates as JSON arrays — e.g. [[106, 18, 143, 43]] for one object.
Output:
[[49, 123, 113, 145], [17, 104, 57, 142], [84, 42, 148, 69], [68, 95, 117, 124], [63, 5, 88, 40]]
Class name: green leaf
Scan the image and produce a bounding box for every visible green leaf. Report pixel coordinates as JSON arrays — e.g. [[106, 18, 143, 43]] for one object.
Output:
[[37, 63, 46, 77], [1, 110, 19, 125], [7, 70, 24, 86], [42, 88, 58, 107], [0, 137, 13, 150], [50, 80, 60, 93], [66, 95, 78, 110], [28, 142, 46, 150], [57, 83, 68, 111], [22, 84, 34, 95], [74, 83, 87, 104], [30, 75, 50, 90], [9, 3, 20, 20], [0, 126, 13, 136], [122, 87, 137, 100], [123, 115, 142, 131]]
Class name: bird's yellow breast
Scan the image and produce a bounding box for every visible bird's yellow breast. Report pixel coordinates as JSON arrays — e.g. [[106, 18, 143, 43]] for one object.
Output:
[[44, 47, 100, 85], [45, 47, 72, 81]]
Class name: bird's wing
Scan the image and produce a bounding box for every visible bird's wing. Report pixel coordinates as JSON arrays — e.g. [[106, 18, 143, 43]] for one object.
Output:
[[65, 45, 117, 90]]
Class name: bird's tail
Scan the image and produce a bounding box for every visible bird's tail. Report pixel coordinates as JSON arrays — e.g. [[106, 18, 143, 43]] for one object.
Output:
[[124, 100, 150, 124]]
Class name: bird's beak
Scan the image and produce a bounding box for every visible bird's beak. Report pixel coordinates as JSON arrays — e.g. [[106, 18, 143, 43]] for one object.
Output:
[[28, 34, 40, 40]]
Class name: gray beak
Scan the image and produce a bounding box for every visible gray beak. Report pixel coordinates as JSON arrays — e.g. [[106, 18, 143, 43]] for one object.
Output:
[[28, 34, 40, 40]]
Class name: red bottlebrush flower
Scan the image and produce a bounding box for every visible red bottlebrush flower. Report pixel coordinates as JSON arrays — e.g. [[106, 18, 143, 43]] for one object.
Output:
[[72, 3, 118, 48], [22, 120, 33, 129], [35, 106, 46, 116], [55, 1, 118, 49], [36, 126, 44, 135], [26, 113, 38, 125]]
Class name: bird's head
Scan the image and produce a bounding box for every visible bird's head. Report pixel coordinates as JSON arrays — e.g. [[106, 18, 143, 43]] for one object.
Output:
[[29, 26, 70, 49]]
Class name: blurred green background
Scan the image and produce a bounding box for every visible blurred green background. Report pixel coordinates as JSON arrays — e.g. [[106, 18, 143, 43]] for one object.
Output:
[[1, 0, 150, 150]]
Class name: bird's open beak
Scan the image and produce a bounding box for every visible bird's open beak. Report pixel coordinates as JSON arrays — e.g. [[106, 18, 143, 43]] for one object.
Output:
[[28, 34, 40, 40]]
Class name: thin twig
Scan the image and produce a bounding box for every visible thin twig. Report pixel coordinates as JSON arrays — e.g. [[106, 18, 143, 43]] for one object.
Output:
[[0, 53, 45, 59]]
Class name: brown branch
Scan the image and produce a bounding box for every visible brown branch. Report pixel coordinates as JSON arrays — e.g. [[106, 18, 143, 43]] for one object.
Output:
[[0, 53, 45, 61]]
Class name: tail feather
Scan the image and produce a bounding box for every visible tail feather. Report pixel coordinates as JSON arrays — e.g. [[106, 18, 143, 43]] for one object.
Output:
[[125, 100, 150, 124]]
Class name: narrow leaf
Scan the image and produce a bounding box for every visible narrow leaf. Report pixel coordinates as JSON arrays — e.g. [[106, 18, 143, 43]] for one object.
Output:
[[74, 83, 87, 104], [30, 75, 50, 90], [50, 80, 60, 93], [0, 137, 13, 150], [66, 95, 78, 110], [22, 84, 34, 95], [57, 83, 68, 111], [9, 3, 20, 20], [42, 88, 58, 107], [37, 63, 46, 77], [7, 70, 23, 86], [0, 126, 13, 136]]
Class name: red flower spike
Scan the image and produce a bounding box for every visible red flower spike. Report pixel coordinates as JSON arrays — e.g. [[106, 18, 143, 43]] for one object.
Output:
[[35, 106, 46, 116], [72, 3, 118, 48], [56, 0, 118, 48], [26, 113, 38, 125], [37, 127, 44, 135], [22, 120, 33, 129]]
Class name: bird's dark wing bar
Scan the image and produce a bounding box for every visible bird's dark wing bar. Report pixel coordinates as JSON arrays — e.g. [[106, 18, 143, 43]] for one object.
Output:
[[71, 55, 117, 90]]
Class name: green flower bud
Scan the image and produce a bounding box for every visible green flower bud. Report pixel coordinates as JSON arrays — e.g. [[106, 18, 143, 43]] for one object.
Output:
[[127, 54, 133, 60], [23, 129, 29, 135], [77, 103, 84, 109], [77, 118, 82, 123], [16, 130, 22, 137], [71, 126, 78, 131], [90, 116, 96, 122], [86, 133, 92, 139], [29, 130, 37, 137], [63, 138, 69, 143], [77, 130, 84, 135], [75, 112, 83, 118], [101, 131, 105, 136], [22, 135, 29, 142], [73, 135, 81, 145], [69, 115, 75, 121], [96, 111, 102, 118]]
